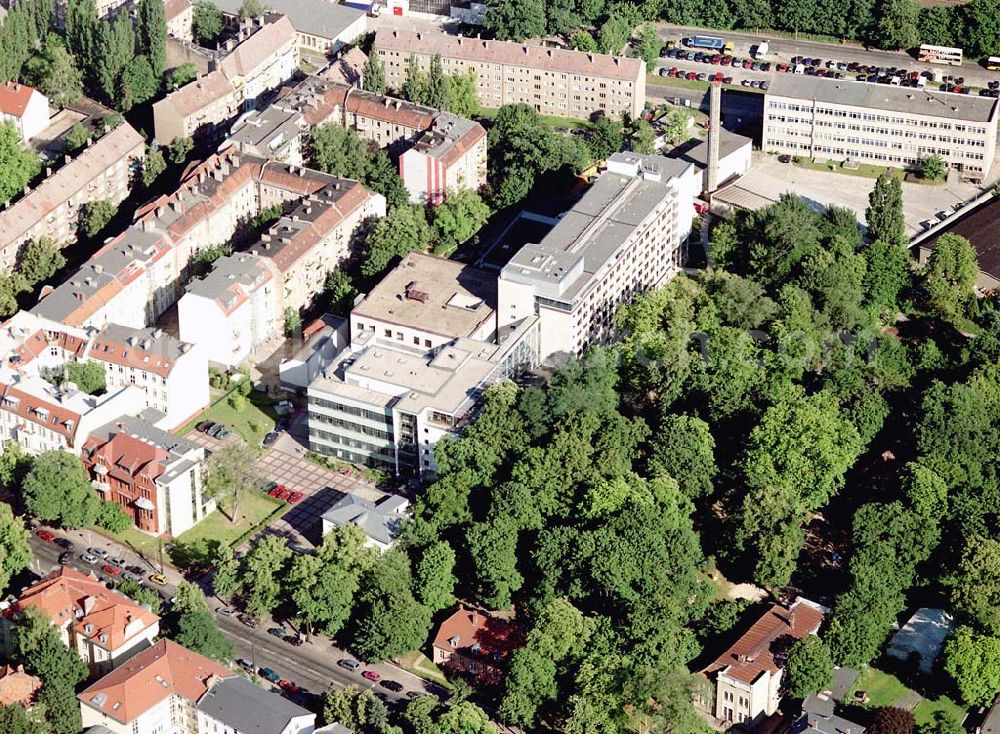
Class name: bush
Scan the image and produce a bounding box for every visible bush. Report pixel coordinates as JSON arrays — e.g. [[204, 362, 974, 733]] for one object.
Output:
[[228, 394, 247, 412], [870, 707, 916, 734], [96, 501, 131, 533]]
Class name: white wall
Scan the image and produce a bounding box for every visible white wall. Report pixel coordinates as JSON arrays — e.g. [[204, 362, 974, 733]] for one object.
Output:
[[20, 90, 50, 142], [178, 292, 250, 368]]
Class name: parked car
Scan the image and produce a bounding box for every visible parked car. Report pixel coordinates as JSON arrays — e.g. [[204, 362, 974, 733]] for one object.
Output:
[[268, 627, 286, 638], [35, 530, 55, 543], [259, 667, 281, 684], [58, 552, 72, 565], [284, 634, 303, 646], [207, 424, 226, 439], [81, 553, 99, 565], [275, 417, 290, 432], [236, 658, 253, 672], [338, 659, 361, 671], [196, 421, 216, 433], [110, 557, 127, 567], [362, 670, 380, 682], [262, 432, 279, 447], [102, 564, 121, 576], [379, 680, 403, 693], [658, 67, 669, 76], [286, 491, 303, 504], [268, 484, 288, 499], [54, 538, 74, 550], [279, 680, 301, 694], [126, 565, 146, 576], [122, 573, 142, 583], [215, 606, 235, 617], [148, 573, 169, 586], [238, 613, 259, 628]]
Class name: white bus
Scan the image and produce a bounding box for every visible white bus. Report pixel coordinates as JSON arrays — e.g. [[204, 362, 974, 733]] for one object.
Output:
[[918, 44, 963, 66], [987, 56, 1000, 71]]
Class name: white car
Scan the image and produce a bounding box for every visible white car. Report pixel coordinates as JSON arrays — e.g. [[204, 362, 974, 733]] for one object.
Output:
[[80, 553, 99, 565], [89, 547, 109, 559]]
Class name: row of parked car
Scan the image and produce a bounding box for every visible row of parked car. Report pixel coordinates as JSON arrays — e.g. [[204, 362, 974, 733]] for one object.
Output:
[[34, 530, 169, 586], [263, 481, 303, 504]]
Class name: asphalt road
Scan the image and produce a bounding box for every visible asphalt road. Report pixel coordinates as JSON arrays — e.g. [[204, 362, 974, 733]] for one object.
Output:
[[655, 22, 1000, 89], [24, 533, 442, 709]]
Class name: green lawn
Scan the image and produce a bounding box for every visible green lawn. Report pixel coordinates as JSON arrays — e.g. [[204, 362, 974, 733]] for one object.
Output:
[[647, 74, 763, 95], [174, 491, 286, 552], [399, 651, 451, 689], [177, 390, 278, 445], [475, 107, 594, 129], [851, 668, 910, 708], [792, 157, 889, 179], [914, 697, 967, 726]]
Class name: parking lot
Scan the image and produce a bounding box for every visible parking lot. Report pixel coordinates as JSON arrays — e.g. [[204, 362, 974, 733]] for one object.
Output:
[[656, 45, 1000, 97]]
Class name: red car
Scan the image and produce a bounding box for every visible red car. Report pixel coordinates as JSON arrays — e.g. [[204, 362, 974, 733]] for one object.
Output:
[[279, 680, 301, 694], [268, 484, 288, 499], [286, 491, 303, 504], [35, 529, 55, 543], [362, 670, 380, 682], [685, 71, 697, 80], [102, 564, 121, 576]]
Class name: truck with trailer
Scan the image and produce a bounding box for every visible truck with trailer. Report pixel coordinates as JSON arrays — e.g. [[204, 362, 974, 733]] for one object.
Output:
[[683, 35, 735, 54]]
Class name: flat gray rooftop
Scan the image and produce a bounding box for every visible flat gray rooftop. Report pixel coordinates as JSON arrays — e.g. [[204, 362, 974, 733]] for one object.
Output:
[[767, 74, 998, 122], [211, 0, 364, 42]]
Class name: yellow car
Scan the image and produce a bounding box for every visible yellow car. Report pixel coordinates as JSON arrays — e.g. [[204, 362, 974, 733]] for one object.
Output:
[[148, 574, 169, 586]]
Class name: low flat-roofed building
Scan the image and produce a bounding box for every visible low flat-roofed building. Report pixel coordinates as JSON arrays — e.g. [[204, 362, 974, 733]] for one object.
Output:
[[916, 196, 1000, 291], [81, 414, 213, 537], [225, 105, 305, 164], [763, 75, 998, 178], [0, 122, 144, 270], [400, 112, 487, 203], [213, 0, 366, 55], [350, 252, 497, 350], [499, 151, 698, 360], [665, 127, 753, 193], [374, 28, 645, 120]]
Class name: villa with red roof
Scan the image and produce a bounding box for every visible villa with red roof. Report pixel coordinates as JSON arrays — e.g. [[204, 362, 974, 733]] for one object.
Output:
[[0, 568, 160, 678], [700, 597, 827, 727], [79, 639, 315, 734], [431, 606, 523, 684], [0, 82, 49, 142]]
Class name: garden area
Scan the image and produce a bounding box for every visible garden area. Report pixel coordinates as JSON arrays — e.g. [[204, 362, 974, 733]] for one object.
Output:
[[846, 668, 966, 728], [176, 369, 279, 445]]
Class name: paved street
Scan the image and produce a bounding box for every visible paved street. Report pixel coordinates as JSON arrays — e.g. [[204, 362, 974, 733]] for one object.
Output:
[[24, 534, 445, 709]]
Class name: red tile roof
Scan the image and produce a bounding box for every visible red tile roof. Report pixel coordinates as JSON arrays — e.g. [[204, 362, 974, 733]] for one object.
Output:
[[374, 28, 644, 81], [703, 598, 825, 684], [0, 382, 82, 440], [79, 639, 231, 724], [432, 607, 522, 664], [8, 568, 159, 652], [0, 665, 42, 707], [0, 82, 39, 117]]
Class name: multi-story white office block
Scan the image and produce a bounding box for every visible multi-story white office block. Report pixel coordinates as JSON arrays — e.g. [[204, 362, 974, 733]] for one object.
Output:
[[498, 152, 698, 360], [762, 75, 998, 178]]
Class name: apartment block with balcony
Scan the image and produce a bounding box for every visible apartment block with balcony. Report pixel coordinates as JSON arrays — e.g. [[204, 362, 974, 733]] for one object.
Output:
[[762, 75, 998, 177], [374, 28, 646, 120], [498, 152, 698, 361], [0, 568, 160, 679], [81, 415, 213, 537], [0, 122, 144, 271]]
